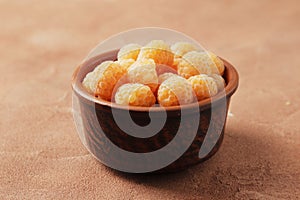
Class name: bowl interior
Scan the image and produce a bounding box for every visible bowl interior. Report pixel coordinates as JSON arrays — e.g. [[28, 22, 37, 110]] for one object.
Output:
[[72, 50, 239, 112]]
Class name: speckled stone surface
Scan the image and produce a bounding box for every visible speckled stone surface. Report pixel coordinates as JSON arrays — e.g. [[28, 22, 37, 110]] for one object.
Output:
[[0, 0, 299, 199]]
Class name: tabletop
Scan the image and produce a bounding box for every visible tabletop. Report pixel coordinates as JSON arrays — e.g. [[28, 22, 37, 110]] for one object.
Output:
[[1, 0, 299, 199]]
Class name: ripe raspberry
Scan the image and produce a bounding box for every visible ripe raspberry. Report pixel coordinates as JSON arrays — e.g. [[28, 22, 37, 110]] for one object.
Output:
[[208, 52, 225, 75], [116, 59, 135, 70], [94, 61, 126, 101], [82, 61, 115, 94], [117, 43, 141, 61], [114, 83, 156, 107], [177, 51, 224, 78], [137, 40, 174, 66], [157, 76, 195, 107], [127, 59, 158, 93], [158, 73, 178, 84], [171, 42, 197, 58], [209, 74, 226, 91], [188, 74, 218, 101], [177, 51, 212, 79], [82, 72, 97, 94]]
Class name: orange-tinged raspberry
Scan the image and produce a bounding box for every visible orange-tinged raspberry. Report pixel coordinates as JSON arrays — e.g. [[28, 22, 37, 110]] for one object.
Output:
[[94, 61, 126, 101], [114, 83, 156, 107], [82, 61, 114, 94], [157, 76, 194, 107], [171, 42, 197, 58], [158, 73, 179, 84], [188, 74, 218, 101], [209, 74, 226, 91], [117, 43, 141, 61], [177, 51, 213, 79], [116, 59, 135, 70], [127, 59, 158, 93], [82, 72, 97, 94], [137, 40, 174, 66], [208, 52, 225, 75]]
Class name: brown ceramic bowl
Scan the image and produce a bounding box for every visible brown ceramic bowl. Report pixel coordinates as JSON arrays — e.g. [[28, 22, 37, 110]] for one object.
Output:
[[71, 50, 239, 173]]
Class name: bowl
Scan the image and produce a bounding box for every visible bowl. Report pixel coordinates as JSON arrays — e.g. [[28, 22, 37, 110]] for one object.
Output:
[[71, 49, 239, 173]]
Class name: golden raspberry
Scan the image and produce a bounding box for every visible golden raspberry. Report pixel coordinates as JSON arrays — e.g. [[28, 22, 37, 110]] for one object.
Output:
[[177, 51, 212, 79], [171, 42, 197, 58], [116, 59, 135, 70], [209, 74, 226, 91], [114, 83, 156, 107], [117, 43, 141, 61], [208, 52, 225, 75], [157, 76, 194, 107], [188, 74, 218, 101], [137, 40, 174, 66], [94, 61, 126, 101], [82, 61, 114, 94], [158, 73, 178, 84], [127, 59, 158, 93], [82, 72, 97, 94]]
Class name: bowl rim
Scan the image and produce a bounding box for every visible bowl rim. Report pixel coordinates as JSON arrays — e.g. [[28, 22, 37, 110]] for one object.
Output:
[[71, 52, 239, 112]]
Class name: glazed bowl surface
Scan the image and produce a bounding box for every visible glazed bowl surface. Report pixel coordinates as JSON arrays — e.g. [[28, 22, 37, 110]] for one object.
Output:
[[72, 50, 239, 173]]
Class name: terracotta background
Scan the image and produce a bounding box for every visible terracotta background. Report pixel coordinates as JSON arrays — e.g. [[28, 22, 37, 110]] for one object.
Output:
[[1, 0, 299, 199]]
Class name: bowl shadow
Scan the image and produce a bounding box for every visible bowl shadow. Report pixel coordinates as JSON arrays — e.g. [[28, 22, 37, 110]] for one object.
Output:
[[104, 122, 295, 199]]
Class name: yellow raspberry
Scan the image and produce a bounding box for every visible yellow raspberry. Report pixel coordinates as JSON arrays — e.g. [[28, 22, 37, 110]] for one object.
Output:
[[137, 40, 174, 66], [188, 74, 218, 101], [177, 51, 213, 79], [208, 52, 225, 75], [127, 59, 158, 93], [82, 61, 115, 94], [117, 43, 141, 61], [116, 59, 135, 70], [171, 42, 197, 58], [158, 73, 178, 84], [94, 61, 126, 101], [157, 76, 194, 107], [114, 83, 156, 107], [209, 74, 226, 91], [82, 72, 97, 94]]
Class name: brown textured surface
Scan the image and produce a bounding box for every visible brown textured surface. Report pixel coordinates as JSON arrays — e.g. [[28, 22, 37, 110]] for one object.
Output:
[[1, 0, 300, 199]]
